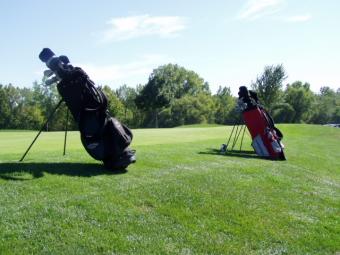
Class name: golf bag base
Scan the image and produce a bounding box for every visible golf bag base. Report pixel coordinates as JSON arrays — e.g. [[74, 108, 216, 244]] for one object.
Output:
[[103, 148, 136, 170], [78, 112, 136, 170]]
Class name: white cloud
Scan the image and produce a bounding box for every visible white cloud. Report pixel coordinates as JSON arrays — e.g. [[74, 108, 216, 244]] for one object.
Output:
[[102, 15, 187, 42], [285, 14, 312, 22], [78, 54, 173, 86], [238, 0, 284, 20]]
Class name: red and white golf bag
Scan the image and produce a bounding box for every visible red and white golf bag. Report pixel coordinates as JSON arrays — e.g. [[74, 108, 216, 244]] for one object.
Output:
[[238, 86, 286, 160]]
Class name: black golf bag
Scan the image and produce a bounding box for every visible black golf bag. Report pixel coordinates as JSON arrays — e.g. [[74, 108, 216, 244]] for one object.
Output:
[[39, 48, 136, 169]]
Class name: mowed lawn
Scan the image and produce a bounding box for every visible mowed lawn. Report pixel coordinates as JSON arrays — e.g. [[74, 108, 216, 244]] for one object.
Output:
[[0, 124, 339, 254]]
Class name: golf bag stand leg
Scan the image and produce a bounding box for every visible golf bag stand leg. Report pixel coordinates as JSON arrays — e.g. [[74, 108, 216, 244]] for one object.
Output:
[[231, 124, 244, 150], [19, 99, 64, 162], [63, 109, 69, 156], [239, 125, 246, 151], [224, 123, 237, 151]]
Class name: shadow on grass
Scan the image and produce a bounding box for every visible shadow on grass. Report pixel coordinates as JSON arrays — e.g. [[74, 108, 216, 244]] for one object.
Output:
[[0, 162, 126, 181], [199, 148, 260, 159]]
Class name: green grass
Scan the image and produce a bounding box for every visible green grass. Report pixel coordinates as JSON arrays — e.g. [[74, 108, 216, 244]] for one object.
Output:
[[176, 123, 223, 128], [0, 124, 339, 254]]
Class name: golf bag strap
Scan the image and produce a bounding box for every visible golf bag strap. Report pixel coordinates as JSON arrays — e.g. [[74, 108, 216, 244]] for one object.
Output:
[[261, 108, 275, 129], [261, 108, 283, 139]]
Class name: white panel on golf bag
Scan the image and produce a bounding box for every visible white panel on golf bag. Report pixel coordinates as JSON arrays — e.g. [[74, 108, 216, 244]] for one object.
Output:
[[271, 140, 283, 153], [252, 135, 270, 157]]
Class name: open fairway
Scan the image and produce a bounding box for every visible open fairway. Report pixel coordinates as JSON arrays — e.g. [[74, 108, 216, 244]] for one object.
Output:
[[0, 124, 339, 254]]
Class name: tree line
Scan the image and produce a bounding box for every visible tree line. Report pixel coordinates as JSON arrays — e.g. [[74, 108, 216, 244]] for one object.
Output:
[[0, 64, 339, 130]]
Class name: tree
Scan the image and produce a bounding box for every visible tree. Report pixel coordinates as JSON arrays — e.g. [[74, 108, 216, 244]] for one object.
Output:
[[160, 93, 216, 127], [102, 85, 125, 120], [0, 83, 48, 129], [251, 64, 287, 113], [116, 85, 137, 111], [214, 86, 237, 124], [333, 106, 340, 123], [31, 80, 68, 131], [0, 85, 11, 128], [2, 84, 27, 129], [320, 86, 335, 96], [135, 64, 209, 127], [310, 86, 339, 124], [284, 81, 314, 123], [19, 105, 44, 129], [116, 84, 140, 127], [272, 103, 295, 123]]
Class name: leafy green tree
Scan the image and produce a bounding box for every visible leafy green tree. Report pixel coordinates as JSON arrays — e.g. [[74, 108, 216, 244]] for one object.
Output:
[[309, 86, 339, 124], [32, 81, 60, 115], [30, 80, 68, 131], [0, 83, 46, 129], [272, 103, 295, 123], [333, 106, 340, 123], [135, 64, 209, 127], [160, 93, 215, 127], [0, 85, 11, 128], [214, 86, 237, 124], [284, 81, 314, 123], [19, 105, 44, 129], [251, 64, 287, 113], [2, 84, 26, 129], [320, 86, 335, 96], [102, 85, 125, 120], [116, 84, 141, 127]]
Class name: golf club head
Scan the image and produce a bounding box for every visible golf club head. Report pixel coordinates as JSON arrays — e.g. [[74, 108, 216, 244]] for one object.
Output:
[[43, 69, 54, 77], [39, 48, 55, 63], [45, 76, 60, 86], [59, 55, 70, 65]]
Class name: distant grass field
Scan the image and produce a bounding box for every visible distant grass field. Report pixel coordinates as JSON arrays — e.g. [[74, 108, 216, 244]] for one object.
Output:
[[0, 124, 339, 254]]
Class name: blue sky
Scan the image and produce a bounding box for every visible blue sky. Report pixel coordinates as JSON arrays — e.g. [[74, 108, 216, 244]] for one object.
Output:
[[0, 0, 339, 95]]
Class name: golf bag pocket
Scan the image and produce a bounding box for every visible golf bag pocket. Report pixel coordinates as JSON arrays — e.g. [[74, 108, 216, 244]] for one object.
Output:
[[105, 118, 133, 157], [252, 135, 270, 157], [271, 140, 283, 153], [82, 138, 106, 160]]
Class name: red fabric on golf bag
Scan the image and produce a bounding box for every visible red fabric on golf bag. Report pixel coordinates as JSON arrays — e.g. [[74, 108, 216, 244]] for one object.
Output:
[[242, 107, 285, 160]]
